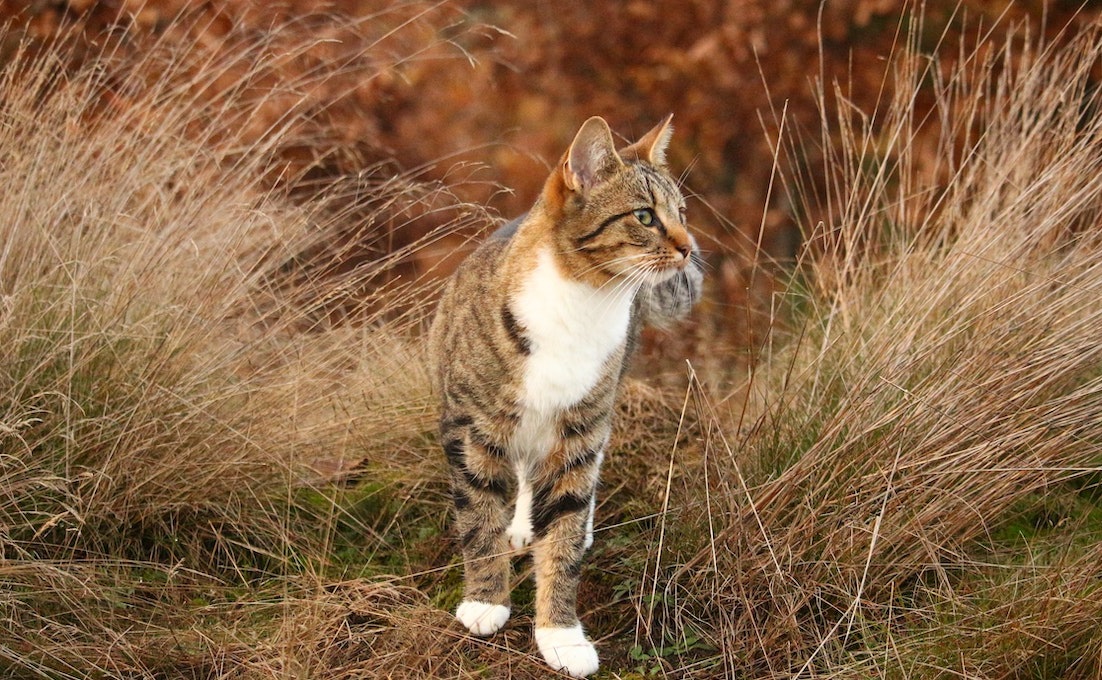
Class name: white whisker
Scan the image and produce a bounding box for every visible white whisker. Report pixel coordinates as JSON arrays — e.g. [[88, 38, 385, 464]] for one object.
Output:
[[573, 252, 653, 280], [588, 263, 651, 320]]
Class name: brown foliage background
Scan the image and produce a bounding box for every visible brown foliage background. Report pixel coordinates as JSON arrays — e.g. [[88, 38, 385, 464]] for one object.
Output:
[[3, 0, 1097, 345]]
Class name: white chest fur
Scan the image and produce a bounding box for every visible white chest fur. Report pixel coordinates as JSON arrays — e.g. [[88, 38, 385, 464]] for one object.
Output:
[[509, 249, 635, 457]]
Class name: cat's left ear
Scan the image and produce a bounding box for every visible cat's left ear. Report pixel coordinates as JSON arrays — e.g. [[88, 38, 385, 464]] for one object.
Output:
[[564, 116, 623, 195], [622, 114, 674, 167]]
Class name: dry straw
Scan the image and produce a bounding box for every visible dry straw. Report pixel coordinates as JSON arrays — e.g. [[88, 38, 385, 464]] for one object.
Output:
[[0, 9, 482, 676], [647, 17, 1102, 678], [3, 7, 1102, 679]]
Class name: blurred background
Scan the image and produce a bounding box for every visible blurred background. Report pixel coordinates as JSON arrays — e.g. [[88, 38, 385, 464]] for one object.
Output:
[[3, 0, 1098, 348]]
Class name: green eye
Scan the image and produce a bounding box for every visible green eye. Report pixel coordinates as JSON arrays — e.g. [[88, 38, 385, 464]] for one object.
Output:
[[633, 208, 656, 226]]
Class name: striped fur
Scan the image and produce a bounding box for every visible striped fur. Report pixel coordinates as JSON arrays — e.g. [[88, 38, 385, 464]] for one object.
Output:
[[428, 115, 702, 678]]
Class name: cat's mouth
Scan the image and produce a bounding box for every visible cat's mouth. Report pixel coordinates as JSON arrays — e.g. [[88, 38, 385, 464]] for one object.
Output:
[[603, 251, 684, 283], [637, 256, 687, 285]]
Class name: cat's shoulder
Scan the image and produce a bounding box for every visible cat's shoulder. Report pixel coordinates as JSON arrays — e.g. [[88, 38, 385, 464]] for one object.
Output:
[[489, 213, 527, 242], [450, 213, 532, 287]]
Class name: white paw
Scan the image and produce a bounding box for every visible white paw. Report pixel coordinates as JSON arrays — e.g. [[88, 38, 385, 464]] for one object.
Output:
[[535, 624, 599, 677], [583, 530, 593, 551], [455, 600, 509, 636], [506, 516, 533, 550]]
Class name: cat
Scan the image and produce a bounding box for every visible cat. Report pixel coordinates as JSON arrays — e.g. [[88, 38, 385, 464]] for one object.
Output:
[[428, 115, 702, 677]]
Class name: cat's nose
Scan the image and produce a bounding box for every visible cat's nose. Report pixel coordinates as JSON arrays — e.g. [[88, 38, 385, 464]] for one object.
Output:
[[675, 242, 691, 259]]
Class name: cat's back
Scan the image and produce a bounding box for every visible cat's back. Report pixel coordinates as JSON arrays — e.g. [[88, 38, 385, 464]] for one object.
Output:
[[428, 224, 525, 402], [434, 215, 521, 316]]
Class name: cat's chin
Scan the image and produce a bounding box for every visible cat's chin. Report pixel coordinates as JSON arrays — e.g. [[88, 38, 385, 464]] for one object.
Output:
[[644, 265, 685, 286]]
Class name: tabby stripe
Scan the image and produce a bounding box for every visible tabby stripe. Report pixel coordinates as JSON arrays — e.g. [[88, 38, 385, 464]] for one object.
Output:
[[638, 166, 671, 235], [441, 414, 474, 430], [642, 172, 659, 208], [574, 388, 607, 412], [561, 418, 592, 440], [443, 438, 465, 467], [532, 490, 592, 537], [468, 569, 507, 600], [639, 162, 677, 197], [500, 304, 531, 355], [576, 210, 634, 244], [471, 428, 507, 458], [461, 467, 508, 497], [561, 447, 599, 474], [473, 316, 507, 366], [460, 524, 480, 548], [564, 552, 585, 578], [452, 486, 471, 510], [448, 381, 490, 413]]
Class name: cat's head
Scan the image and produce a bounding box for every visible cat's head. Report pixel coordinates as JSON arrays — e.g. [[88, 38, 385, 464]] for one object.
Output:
[[543, 115, 694, 288]]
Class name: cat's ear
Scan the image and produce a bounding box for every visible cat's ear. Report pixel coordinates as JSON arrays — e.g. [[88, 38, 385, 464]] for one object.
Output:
[[622, 114, 674, 167], [563, 116, 623, 194]]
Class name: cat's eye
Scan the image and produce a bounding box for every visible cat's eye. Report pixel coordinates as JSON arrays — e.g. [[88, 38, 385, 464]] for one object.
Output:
[[633, 208, 656, 227]]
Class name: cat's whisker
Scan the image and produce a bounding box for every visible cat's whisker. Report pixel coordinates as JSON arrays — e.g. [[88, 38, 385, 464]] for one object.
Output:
[[589, 271, 642, 321], [588, 258, 657, 319], [619, 267, 652, 300], [688, 249, 714, 273], [574, 252, 653, 280], [589, 258, 649, 293], [593, 256, 657, 299], [622, 267, 653, 307], [677, 155, 699, 188]]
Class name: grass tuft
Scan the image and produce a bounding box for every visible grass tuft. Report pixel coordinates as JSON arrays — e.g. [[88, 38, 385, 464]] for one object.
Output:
[[645, 17, 1102, 678], [0, 12, 482, 677]]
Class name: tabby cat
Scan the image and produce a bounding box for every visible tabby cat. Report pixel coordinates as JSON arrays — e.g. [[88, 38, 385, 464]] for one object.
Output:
[[428, 115, 702, 677]]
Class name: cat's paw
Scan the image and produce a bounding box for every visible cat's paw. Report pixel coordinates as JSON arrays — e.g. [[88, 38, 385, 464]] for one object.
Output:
[[583, 530, 594, 552], [506, 516, 533, 551], [455, 600, 510, 636], [535, 624, 599, 678]]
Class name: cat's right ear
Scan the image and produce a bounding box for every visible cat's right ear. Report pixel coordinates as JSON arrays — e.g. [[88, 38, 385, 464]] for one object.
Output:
[[563, 116, 623, 195]]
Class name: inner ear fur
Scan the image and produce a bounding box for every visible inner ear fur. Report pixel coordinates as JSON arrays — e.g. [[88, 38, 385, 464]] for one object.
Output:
[[619, 114, 674, 167], [564, 116, 623, 194]]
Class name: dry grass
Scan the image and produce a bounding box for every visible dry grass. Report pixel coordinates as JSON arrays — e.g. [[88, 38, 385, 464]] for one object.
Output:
[[638, 17, 1102, 679], [0, 14, 480, 678], [2, 8, 1102, 680]]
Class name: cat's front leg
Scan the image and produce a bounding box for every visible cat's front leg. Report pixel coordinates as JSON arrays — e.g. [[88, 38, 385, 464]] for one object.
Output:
[[442, 418, 514, 636], [529, 456, 602, 677]]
